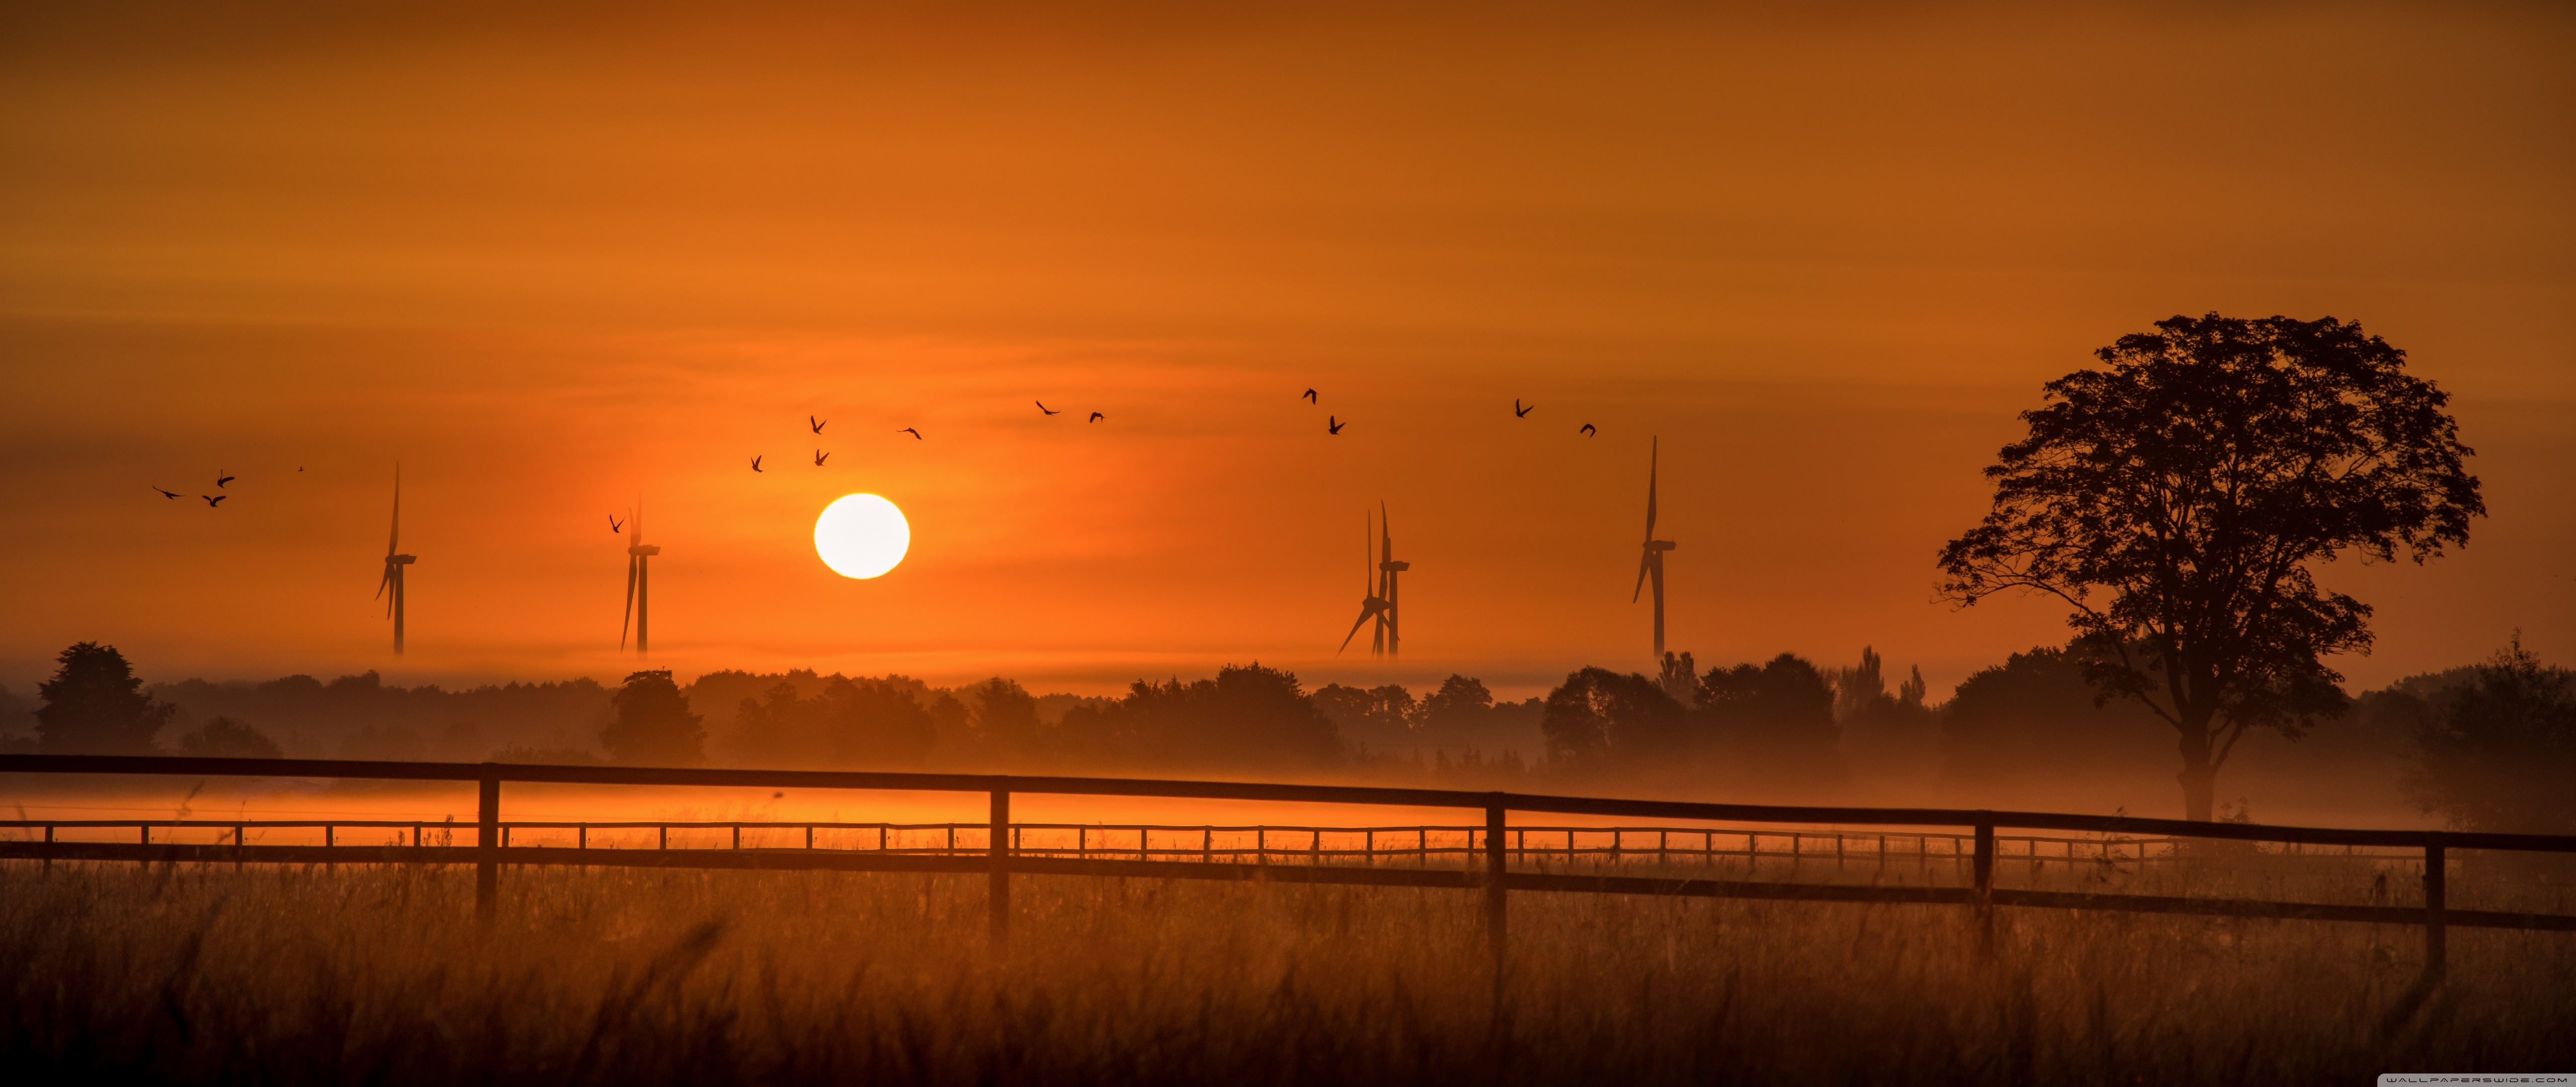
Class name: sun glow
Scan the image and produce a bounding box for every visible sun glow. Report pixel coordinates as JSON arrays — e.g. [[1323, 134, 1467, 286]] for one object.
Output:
[[814, 494, 910, 579]]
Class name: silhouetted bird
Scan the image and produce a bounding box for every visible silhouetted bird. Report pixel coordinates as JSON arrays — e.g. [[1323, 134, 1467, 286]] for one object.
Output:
[[215, 471, 235, 488], [1580, 423, 1596, 437], [814, 449, 830, 466], [1303, 389, 1318, 403], [202, 494, 226, 507], [750, 455, 765, 472], [1328, 416, 1345, 435], [151, 486, 180, 499], [1515, 399, 1534, 418], [610, 515, 624, 533], [899, 428, 923, 439], [1037, 401, 1060, 416], [810, 416, 827, 434], [1088, 411, 1104, 423]]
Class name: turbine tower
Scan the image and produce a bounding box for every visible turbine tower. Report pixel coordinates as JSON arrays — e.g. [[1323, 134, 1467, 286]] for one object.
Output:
[[1336, 508, 1391, 656], [1632, 437, 1677, 659], [1377, 501, 1409, 657], [621, 502, 663, 655], [375, 467, 417, 655]]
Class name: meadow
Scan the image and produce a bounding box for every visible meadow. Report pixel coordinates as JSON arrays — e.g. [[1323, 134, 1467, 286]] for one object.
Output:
[[5, 852, 2571, 1085]]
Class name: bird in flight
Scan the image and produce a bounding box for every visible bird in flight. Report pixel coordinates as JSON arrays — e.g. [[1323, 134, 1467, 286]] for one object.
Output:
[[1328, 416, 1346, 435], [750, 454, 765, 472], [1580, 423, 1596, 437], [1036, 401, 1060, 416], [215, 470, 236, 488], [151, 486, 181, 500], [1088, 411, 1105, 423], [610, 515, 624, 533], [810, 416, 827, 434], [1514, 399, 1534, 418], [814, 449, 830, 467], [202, 494, 226, 507], [1303, 389, 1318, 403], [899, 427, 922, 439]]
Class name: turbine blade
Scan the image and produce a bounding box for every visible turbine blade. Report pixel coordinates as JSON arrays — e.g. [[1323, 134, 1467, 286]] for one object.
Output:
[[376, 562, 393, 601], [1379, 499, 1391, 558], [388, 467, 403, 555], [1631, 550, 1651, 602], [1644, 437, 1658, 539], [620, 555, 638, 650], [1337, 605, 1380, 654]]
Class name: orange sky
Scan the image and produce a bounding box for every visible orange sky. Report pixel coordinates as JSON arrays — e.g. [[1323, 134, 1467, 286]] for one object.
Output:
[[4, 2, 2570, 700]]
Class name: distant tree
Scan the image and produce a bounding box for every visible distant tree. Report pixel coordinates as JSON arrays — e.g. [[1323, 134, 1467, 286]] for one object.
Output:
[[175, 716, 284, 759], [1313, 682, 1417, 750], [1938, 314, 2482, 820], [2407, 637, 2576, 836], [1418, 675, 1495, 731], [1541, 667, 1685, 765], [925, 691, 971, 756], [35, 642, 174, 755], [1832, 647, 1939, 775], [1657, 652, 1702, 705], [967, 677, 1042, 755], [600, 669, 705, 766], [824, 677, 937, 767], [1940, 646, 2168, 787], [730, 682, 817, 766], [1096, 663, 1339, 770], [1830, 647, 1890, 723], [1698, 654, 1840, 765]]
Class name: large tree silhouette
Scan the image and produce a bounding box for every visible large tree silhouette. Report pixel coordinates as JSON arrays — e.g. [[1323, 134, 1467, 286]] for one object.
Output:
[[600, 670, 706, 766], [35, 642, 174, 755], [1938, 314, 2481, 821]]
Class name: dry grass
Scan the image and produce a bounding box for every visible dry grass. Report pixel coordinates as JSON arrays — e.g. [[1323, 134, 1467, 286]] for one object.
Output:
[[3, 858, 2571, 1085]]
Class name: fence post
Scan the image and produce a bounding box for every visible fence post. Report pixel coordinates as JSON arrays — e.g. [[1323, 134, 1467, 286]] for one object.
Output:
[[989, 783, 1011, 947], [1972, 815, 1995, 957], [1485, 795, 1508, 974], [476, 764, 501, 926], [2423, 837, 2447, 981], [234, 824, 246, 872]]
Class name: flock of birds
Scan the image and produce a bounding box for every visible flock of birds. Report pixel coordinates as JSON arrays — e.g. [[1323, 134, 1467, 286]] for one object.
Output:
[[149, 466, 305, 508], [738, 390, 1598, 481], [150, 391, 1604, 518]]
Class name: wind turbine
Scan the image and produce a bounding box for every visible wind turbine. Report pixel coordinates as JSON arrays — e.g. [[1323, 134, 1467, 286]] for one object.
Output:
[[1336, 508, 1391, 656], [375, 467, 417, 655], [1632, 437, 1677, 659], [621, 501, 664, 655], [1377, 501, 1409, 657]]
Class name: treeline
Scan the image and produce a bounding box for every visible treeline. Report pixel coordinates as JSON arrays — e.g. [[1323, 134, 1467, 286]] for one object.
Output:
[[9, 638, 2567, 832]]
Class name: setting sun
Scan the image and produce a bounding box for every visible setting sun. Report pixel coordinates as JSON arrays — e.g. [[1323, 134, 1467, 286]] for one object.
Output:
[[814, 493, 910, 579]]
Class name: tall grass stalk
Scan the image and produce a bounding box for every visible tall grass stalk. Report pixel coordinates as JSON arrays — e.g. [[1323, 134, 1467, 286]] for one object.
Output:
[[3, 861, 2569, 1083]]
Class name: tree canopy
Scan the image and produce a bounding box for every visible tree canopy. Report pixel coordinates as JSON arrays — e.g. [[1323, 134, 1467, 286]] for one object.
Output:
[[600, 670, 706, 766], [1937, 314, 2482, 819], [2407, 637, 2575, 836], [34, 642, 173, 755]]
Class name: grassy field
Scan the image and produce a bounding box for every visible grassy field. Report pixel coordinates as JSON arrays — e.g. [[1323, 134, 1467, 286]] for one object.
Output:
[[3, 858, 2571, 1085]]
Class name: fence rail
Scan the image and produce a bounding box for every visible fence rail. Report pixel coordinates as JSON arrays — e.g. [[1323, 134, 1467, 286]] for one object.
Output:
[[3, 817, 2434, 867], [6, 753, 2573, 984]]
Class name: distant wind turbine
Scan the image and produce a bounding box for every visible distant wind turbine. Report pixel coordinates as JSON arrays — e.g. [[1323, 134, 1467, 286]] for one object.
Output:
[[375, 467, 417, 655], [1632, 437, 1677, 659], [621, 501, 663, 655], [1377, 501, 1409, 657], [1336, 508, 1392, 656]]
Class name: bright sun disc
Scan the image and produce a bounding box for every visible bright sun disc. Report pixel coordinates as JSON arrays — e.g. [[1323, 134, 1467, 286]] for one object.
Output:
[[814, 494, 910, 579]]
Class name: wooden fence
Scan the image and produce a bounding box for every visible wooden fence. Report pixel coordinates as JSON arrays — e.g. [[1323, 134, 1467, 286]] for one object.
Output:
[[5, 754, 2573, 985]]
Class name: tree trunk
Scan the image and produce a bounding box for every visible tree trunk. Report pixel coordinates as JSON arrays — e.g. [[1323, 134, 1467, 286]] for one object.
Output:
[[2176, 723, 2217, 822]]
